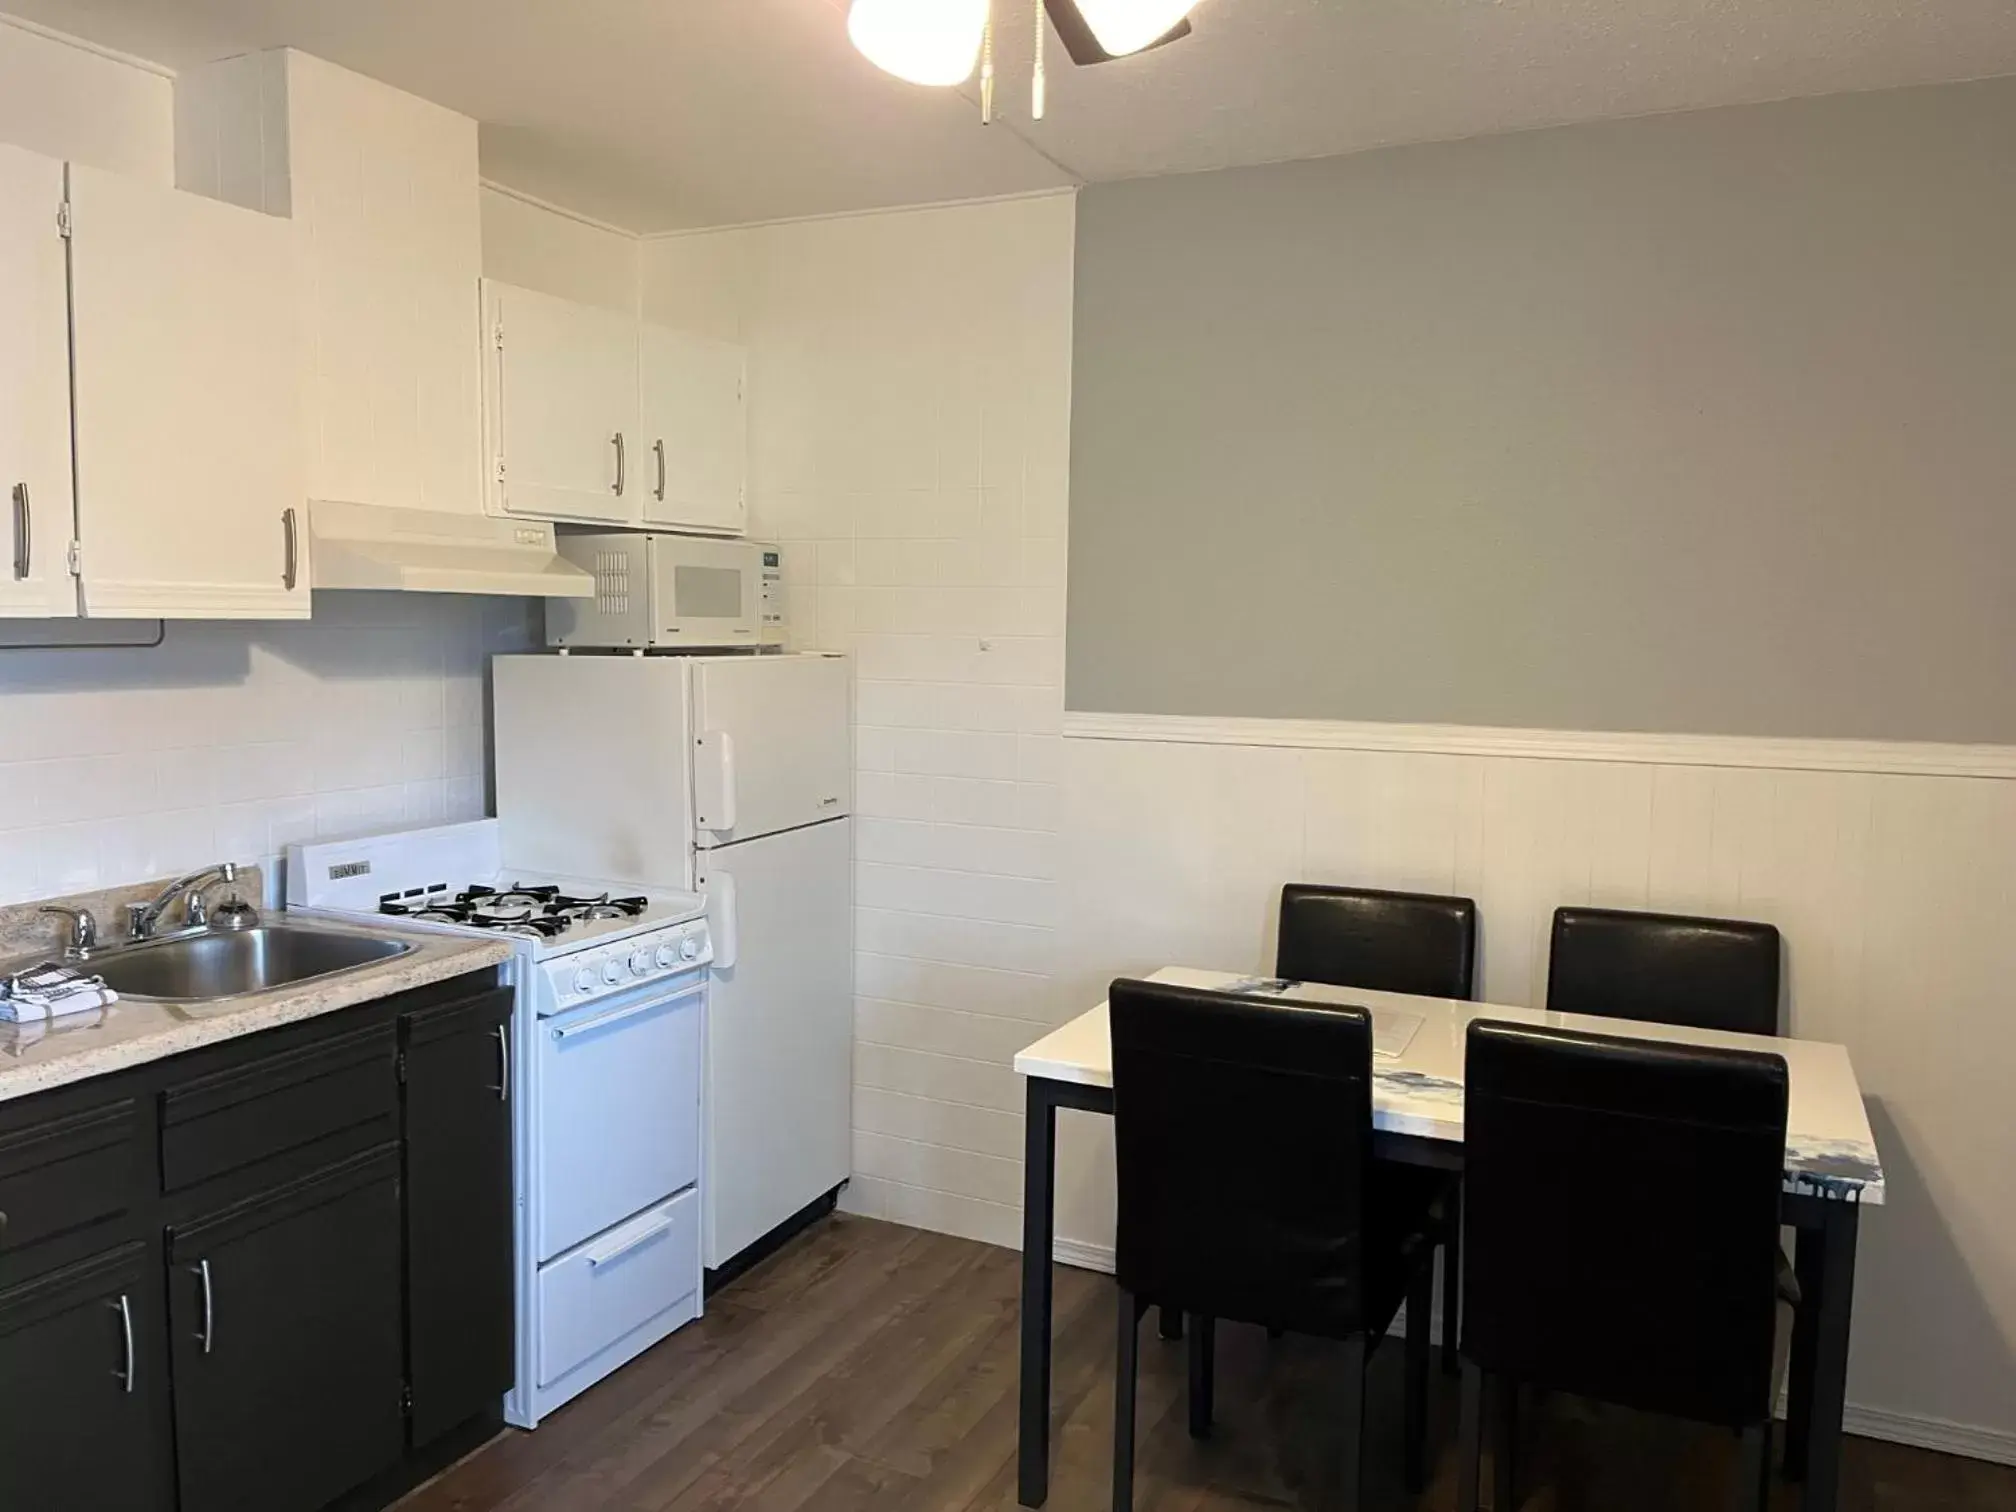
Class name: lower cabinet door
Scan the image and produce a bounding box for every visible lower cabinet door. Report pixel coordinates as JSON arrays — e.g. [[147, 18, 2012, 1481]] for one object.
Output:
[[0, 1242, 169, 1510], [403, 987, 516, 1446], [168, 1145, 405, 1512]]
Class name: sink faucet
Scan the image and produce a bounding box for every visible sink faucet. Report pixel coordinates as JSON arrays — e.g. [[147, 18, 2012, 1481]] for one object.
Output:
[[126, 862, 239, 941]]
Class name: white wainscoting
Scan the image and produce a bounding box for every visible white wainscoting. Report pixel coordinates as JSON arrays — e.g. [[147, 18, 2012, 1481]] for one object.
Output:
[[1052, 712, 2016, 1465]]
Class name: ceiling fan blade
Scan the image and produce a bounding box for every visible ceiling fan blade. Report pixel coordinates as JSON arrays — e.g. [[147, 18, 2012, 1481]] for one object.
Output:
[[1042, 0, 1193, 66]]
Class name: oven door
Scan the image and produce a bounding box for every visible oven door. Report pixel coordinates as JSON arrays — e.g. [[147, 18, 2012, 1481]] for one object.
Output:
[[650, 535, 760, 647], [534, 972, 703, 1262]]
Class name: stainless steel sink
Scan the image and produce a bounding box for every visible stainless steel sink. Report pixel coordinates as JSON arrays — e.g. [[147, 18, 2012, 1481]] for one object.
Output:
[[90, 927, 413, 1002]]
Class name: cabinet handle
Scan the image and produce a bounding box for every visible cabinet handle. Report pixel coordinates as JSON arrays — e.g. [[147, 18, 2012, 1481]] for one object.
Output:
[[111, 1293, 135, 1393], [653, 439, 667, 502], [494, 1022, 510, 1103], [10, 483, 27, 581], [612, 432, 626, 497], [191, 1259, 214, 1355], [281, 507, 299, 591]]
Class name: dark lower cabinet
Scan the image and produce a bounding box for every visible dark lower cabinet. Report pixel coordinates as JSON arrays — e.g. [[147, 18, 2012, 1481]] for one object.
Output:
[[403, 986, 516, 1446], [168, 1144, 407, 1512], [0, 966, 509, 1512], [0, 1240, 170, 1511]]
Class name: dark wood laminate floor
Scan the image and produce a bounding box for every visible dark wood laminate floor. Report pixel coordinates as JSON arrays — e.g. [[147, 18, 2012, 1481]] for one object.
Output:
[[400, 1215, 2012, 1512]]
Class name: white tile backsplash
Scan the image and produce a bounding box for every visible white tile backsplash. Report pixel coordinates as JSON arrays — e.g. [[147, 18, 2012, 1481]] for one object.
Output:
[[0, 591, 537, 908]]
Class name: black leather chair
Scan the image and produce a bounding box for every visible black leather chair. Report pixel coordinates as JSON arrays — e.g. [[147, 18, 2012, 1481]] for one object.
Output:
[[1110, 979, 1439, 1511], [1547, 906, 1781, 1037], [1277, 883, 1476, 1374], [1278, 883, 1479, 1001], [1457, 1021, 1790, 1512]]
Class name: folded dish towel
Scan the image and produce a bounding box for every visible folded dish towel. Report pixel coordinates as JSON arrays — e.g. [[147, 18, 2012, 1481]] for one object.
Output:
[[0, 962, 119, 1023]]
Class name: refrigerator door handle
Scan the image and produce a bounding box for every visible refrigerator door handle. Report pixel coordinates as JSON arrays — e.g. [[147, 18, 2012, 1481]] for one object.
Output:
[[700, 868, 738, 969], [694, 730, 737, 834]]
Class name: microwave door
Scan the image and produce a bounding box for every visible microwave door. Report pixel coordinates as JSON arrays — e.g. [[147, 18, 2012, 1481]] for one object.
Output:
[[656, 539, 760, 646]]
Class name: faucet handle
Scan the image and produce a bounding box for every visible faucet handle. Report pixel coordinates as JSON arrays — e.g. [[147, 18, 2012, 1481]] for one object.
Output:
[[37, 906, 99, 956]]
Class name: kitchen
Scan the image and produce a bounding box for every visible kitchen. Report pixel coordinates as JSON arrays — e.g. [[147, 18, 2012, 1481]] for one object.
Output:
[[2, 4, 2015, 1512]]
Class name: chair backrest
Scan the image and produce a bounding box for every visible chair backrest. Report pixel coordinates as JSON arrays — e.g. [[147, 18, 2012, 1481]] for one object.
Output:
[[1547, 906, 1781, 1037], [1110, 978, 1373, 1338], [1276, 884, 1479, 1000], [1461, 1020, 1788, 1428]]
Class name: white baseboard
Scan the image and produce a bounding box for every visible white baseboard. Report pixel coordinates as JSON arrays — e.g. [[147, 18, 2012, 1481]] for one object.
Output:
[[1050, 1237, 2016, 1468]]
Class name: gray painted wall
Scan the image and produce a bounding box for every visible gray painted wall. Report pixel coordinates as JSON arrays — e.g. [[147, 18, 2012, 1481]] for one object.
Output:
[[1066, 79, 2016, 741]]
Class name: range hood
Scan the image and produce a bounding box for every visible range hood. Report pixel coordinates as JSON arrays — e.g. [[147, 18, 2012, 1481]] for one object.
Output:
[[309, 501, 594, 598]]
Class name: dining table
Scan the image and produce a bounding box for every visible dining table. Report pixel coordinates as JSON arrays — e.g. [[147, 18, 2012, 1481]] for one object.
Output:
[[1011, 967, 1884, 1512]]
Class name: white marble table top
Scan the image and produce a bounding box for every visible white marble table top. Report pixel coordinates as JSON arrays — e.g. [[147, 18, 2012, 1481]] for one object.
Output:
[[1015, 967, 1884, 1205]]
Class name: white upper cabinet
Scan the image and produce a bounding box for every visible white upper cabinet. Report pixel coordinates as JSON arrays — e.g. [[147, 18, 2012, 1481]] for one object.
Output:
[[0, 146, 76, 618], [484, 279, 639, 526], [639, 323, 747, 536], [68, 163, 310, 618], [175, 50, 485, 517]]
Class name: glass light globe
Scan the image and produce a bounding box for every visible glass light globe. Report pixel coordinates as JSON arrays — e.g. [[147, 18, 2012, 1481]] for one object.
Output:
[[848, 0, 990, 87]]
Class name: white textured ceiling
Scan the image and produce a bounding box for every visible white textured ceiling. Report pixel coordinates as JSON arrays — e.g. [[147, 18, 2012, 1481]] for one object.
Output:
[[11, 0, 2016, 232]]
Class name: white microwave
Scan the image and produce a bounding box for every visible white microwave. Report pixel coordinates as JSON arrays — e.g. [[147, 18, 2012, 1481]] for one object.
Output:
[[546, 533, 786, 650]]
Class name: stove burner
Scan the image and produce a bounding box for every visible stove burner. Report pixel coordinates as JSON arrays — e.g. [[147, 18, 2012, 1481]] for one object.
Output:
[[378, 884, 652, 937]]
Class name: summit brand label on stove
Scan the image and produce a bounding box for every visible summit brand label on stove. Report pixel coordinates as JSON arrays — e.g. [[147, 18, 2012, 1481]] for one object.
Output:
[[327, 860, 372, 880]]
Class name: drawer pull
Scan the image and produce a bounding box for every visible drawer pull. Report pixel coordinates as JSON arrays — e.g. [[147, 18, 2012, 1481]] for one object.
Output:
[[585, 1215, 677, 1270]]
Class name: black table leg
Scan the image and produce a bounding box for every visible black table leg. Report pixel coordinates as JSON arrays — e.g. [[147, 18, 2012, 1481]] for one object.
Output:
[[1018, 1081, 1059, 1508], [1797, 1199, 1860, 1512], [1783, 1221, 1828, 1479], [1159, 1306, 1184, 1340]]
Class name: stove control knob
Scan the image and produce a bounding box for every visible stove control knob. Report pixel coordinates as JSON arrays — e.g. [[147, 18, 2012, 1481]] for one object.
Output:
[[679, 936, 702, 962], [629, 948, 654, 977], [572, 965, 596, 994], [655, 943, 678, 969], [600, 957, 624, 986]]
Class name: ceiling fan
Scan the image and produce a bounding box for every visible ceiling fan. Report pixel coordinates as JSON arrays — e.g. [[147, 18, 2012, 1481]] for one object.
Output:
[[849, 0, 1199, 120]]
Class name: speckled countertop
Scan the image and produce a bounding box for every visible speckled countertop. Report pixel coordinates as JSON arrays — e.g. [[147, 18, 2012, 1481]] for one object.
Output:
[[0, 915, 512, 1105]]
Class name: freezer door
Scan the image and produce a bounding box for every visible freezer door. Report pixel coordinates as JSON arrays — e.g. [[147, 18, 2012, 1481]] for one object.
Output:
[[691, 654, 850, 847], [697, 818, 853, 1269], [493, 654, 695, 886]]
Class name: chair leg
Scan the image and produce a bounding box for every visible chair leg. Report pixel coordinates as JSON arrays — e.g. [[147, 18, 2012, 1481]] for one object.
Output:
[[1114, 1287, 1140, 1512], [1456, 1362, 1485, 1512], [1159, 1304, 1184, 1340], [1491, 1375, 1519, 1512], [1187, 1313, 1216, 1438], [1405, 1263, 1432, 1492], [1442, 1197, 1462, 1376], [1332, 1335, 1367, 1512], [1736, 1422, 1772, 1512]]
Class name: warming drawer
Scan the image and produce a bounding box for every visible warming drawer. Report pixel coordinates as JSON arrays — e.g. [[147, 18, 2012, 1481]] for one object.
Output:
[[535, 1189, 699, 1390]]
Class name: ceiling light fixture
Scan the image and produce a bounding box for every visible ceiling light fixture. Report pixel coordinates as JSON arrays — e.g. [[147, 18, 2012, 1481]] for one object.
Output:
[[847, 0, 1200, 121], [1073, 0, 1197, 58], [846, 0, 990, 88]]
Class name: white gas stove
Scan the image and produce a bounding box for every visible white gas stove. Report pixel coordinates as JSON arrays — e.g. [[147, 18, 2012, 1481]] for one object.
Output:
[[286, 819, 711, 1428]]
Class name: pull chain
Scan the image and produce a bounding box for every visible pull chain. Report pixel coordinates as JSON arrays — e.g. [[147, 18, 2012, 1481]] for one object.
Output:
[[980, 0, 995, 124], [1032, 0, 1047, 120]]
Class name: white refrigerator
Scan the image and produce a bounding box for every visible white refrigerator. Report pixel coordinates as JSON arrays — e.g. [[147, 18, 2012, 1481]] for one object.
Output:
[[492, 652, 853, 1272]]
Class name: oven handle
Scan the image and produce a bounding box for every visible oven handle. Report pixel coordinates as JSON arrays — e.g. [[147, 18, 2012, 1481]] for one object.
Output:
[[550, 982, 704, 1042]]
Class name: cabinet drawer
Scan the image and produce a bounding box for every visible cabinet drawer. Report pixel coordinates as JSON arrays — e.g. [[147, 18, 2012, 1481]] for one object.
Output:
[[0, 1098, 143, 1258], [537, 1190, 699, 1392], [160, 1020, 397, 1193]]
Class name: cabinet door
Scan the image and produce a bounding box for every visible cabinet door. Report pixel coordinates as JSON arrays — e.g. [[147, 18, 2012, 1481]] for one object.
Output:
[[639, 323, 747, 535], [485, 279, 638, 525], [168, 1146, 404, 1512], [403, 987, 515, 1447], [0, 1243, 169, 1511], [67, 163, 310, 619], [0, 146, 76, 617]]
